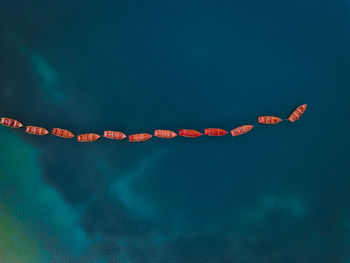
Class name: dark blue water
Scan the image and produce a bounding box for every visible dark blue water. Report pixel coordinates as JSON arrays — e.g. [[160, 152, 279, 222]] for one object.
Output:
[[0, 0, 349, 262]]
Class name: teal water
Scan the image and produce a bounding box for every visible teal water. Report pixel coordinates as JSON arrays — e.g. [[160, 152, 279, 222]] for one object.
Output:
[[0, 0, 350, 262]]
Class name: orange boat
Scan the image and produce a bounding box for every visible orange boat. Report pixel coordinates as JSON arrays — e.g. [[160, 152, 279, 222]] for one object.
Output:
[[0, 117, 23, 128], [51, 128, 75, 138], [258, 116, 282, 124], [288, 104, 307, 123], [231, 125, 254, 136], [77, 133, 100, 142], [129, 133, 152, 142], [104, 131, 127, 140], [154, 130, 177, 138], [179, 129, 202, 138], [25, 126, 49, 135], [204, 128, 227, 136]]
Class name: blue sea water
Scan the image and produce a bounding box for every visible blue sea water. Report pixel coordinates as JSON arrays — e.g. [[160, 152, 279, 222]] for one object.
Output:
[[0, 0, 350, 262]]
